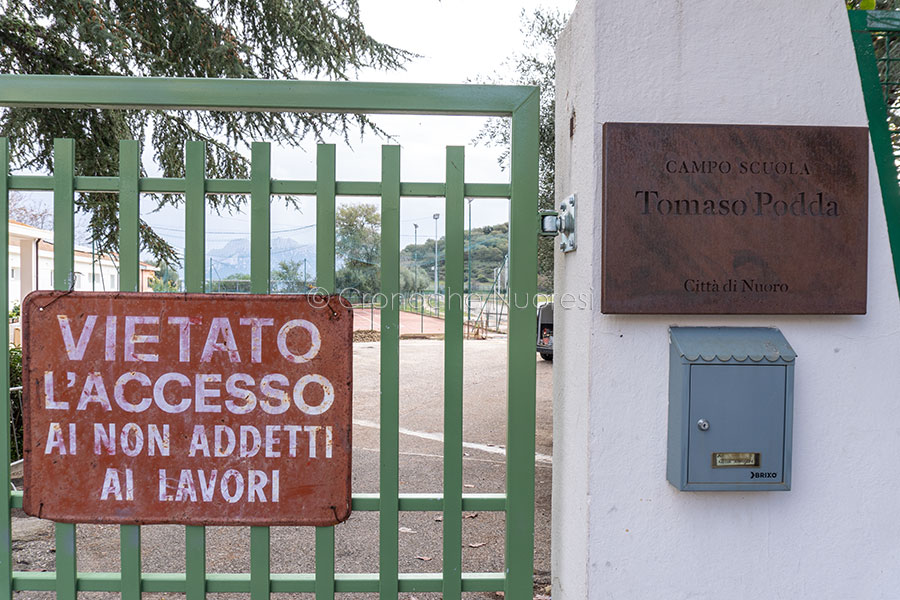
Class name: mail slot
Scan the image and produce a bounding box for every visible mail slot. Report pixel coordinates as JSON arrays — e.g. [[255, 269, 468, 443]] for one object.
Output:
[[666, 327, 795, 491]]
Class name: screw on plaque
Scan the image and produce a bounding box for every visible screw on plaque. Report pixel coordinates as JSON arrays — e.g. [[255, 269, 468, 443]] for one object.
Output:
[[697, 419, 710, 431]]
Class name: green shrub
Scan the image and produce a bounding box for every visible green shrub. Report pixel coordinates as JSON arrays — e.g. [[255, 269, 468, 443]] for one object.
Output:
[[8, 346, 22, 462]]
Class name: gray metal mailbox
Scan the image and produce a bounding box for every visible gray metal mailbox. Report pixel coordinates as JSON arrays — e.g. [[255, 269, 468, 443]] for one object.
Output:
[[667, 327, 796, 491]]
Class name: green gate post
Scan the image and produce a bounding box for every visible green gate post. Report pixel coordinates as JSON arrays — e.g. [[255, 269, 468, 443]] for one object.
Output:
[[506, 88, 539, 600], [850, 10, 900, 298], [0, 139, 11, 599]]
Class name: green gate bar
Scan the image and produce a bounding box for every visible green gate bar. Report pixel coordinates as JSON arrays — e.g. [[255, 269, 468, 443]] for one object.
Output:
[[5, 175, 511, 199], [185, 141, 208, 294], [118, 140, 141, 293], [379, 145, 401, 599], [0, 74, 539, 598], [250, 142, 272, 296], [315, 144, 337, 295], [249, 141, 273, 600], [118, 138, 143, 600], [314, 143, 337, 600], [184, 140, 209, 599], [51, 139, 77, 600], [443, 146, 465, 600], [0, 76, 531, 115]]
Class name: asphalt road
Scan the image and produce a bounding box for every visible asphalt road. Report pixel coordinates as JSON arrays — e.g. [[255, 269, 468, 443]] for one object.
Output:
[[11, 338, 553, 600]]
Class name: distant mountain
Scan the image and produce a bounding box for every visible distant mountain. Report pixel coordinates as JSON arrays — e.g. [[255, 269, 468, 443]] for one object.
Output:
[[207, 237, 316, 279]]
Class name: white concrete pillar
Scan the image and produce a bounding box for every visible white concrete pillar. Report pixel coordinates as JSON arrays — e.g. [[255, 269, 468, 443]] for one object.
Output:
[[553, 2, 900, 598], [18, 238, 36, 302]]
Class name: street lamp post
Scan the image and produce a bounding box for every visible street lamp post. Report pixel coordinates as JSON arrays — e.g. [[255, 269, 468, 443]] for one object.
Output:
[[433, 213, 440, 316]]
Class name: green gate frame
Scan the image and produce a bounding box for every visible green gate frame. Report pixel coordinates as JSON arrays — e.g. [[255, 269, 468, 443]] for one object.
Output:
[[0, 75, 539, 599], [851, 10, 900, 297]]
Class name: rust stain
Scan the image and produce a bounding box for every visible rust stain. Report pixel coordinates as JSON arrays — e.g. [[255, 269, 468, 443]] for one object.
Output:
[[22, 292, 353, 526]]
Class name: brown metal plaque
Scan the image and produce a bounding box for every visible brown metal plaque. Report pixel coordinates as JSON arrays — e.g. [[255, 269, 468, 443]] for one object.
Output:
[[602, 123, 869, 314], [22, 292, 352, 526]]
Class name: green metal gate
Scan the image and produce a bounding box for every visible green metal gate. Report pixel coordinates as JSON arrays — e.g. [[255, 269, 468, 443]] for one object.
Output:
[[851, 9, 900, 298], [0, 76, 539, 599]]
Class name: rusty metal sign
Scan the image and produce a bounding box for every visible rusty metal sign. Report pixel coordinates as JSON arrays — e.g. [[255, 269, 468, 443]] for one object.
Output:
[[602, 122, 869, 314], [22, 292, 352, 526]]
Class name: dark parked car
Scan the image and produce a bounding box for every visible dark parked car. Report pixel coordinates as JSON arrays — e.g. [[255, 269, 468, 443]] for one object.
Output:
[[536, 302, 553, 361]]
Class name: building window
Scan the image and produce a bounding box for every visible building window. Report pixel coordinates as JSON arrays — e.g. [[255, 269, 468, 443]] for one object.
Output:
[[10, 268, 16, 280]]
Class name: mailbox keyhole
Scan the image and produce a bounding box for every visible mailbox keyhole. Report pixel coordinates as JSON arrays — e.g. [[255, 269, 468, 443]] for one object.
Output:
[[697, 419, 710, 431]]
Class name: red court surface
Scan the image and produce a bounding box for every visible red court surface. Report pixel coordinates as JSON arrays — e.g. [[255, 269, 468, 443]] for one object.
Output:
[[353, 307, 445, 335]]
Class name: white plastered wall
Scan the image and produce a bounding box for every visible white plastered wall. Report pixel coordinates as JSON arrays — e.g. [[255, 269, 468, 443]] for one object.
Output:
[[553, 1, 900, 599]]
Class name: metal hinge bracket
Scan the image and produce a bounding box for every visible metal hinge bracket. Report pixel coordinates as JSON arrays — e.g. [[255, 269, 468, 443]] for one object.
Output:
[[539, 194, 576, 253]]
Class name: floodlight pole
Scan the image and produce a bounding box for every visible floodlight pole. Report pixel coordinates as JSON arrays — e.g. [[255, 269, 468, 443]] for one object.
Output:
[[433, 213, 440, 315], [413, 223, 419, 291]]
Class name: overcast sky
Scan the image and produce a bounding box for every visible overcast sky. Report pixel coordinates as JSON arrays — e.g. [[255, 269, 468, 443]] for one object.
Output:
[[138, 0, 579, 266]]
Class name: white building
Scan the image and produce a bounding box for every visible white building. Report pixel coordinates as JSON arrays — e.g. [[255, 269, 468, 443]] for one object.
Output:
[[8, 220, 157, 343]]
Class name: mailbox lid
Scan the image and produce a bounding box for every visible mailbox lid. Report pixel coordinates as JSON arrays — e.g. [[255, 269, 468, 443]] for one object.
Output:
[[687, 364, 787, 485], [670, 327, 796, 364]]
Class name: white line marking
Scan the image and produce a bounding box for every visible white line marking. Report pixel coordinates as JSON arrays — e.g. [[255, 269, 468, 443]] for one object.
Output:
[[353, 419, 553, 465], [355, 446, 510, 466]]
